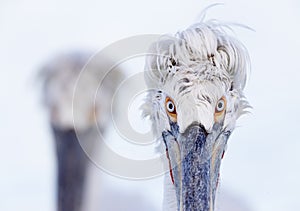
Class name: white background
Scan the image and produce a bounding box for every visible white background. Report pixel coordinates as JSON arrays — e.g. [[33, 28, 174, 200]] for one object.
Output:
[[1, 0, 300, 210]]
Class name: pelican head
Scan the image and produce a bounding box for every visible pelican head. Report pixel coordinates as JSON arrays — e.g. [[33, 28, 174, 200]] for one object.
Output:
[[143, 21, 250, 210]]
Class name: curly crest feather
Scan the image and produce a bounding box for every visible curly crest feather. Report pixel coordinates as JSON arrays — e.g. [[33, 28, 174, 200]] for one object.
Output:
[[142, 20, 250, 136]]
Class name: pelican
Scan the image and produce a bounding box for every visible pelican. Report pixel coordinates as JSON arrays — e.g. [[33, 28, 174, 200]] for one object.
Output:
[[39, 52, 122, 211], [142, 20, 250, 210]]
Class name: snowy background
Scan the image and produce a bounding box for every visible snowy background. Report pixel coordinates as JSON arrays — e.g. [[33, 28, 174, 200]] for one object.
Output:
[[1, 0, 300, 210]]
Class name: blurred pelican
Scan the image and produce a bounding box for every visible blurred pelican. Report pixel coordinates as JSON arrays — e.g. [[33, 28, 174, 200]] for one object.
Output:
[[39, 51, 122, 211]]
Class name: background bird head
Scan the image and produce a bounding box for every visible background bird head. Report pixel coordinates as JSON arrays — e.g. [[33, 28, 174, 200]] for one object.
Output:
[[38, 51, 124, 133]]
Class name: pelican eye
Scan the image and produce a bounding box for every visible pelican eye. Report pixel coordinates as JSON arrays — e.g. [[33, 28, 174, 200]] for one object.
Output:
[[165, 97, 177, 121], [167, 101, 175, 112], [214, 96, 226, 122], [216, 99, 225, 112]]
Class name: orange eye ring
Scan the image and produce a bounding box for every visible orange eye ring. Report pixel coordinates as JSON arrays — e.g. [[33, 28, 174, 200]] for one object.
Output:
[[214, 96, 226, 122], [165, 97, 177, 122]]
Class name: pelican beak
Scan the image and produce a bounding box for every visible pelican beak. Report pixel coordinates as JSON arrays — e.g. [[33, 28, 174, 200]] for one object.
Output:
[[163, 122, 229, 211], [51, 125, 88, 211]]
